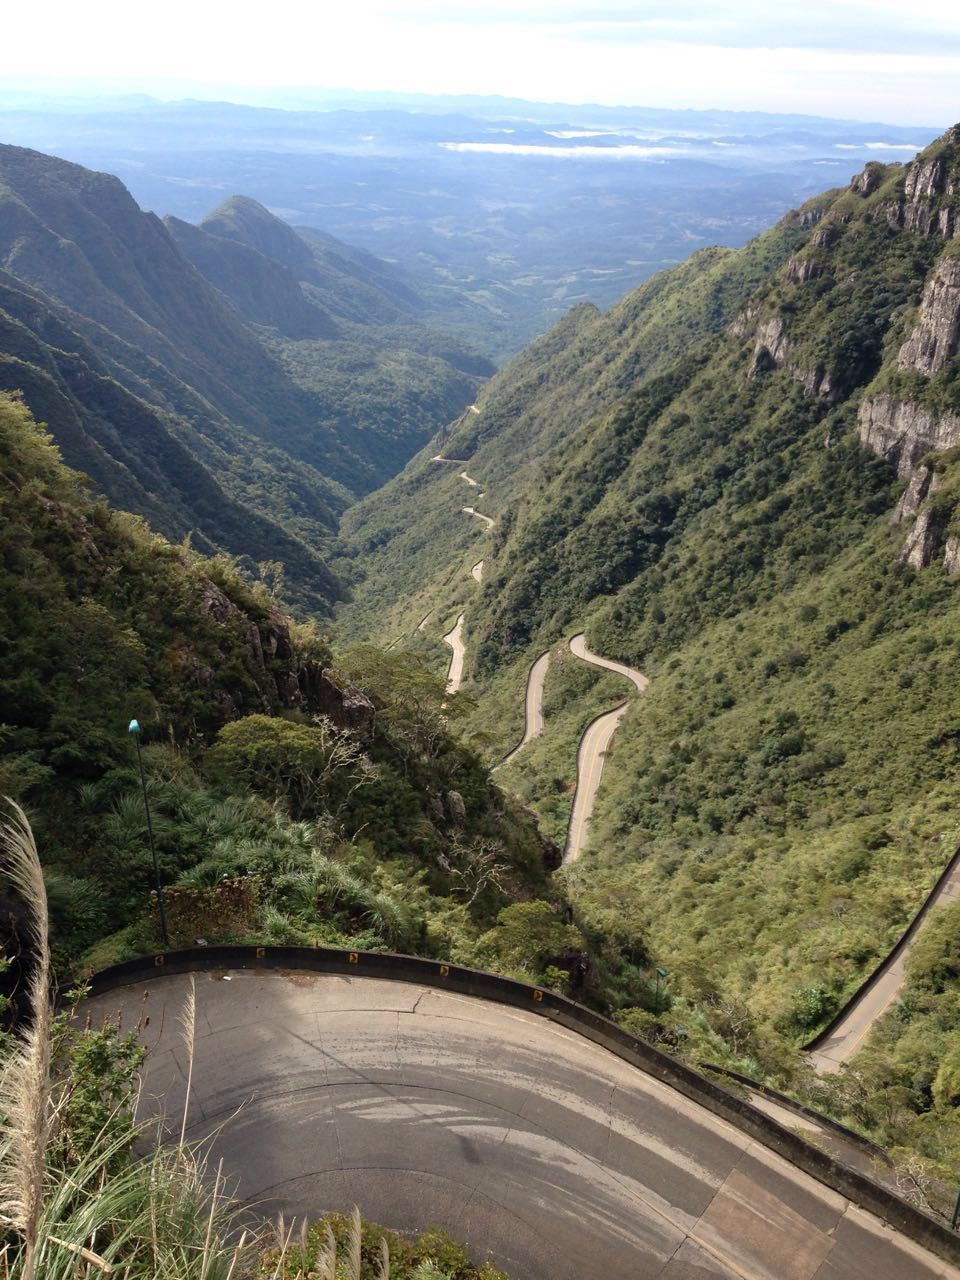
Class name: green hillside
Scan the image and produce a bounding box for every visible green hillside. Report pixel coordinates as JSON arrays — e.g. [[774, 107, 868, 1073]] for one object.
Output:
[[338, 127, 960, 1177], [0, 390, 561, 995], [0, 146, 490, 612]]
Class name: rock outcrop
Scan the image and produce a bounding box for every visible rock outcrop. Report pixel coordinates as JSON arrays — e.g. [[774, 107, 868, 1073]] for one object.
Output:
[[784, 253, 826, 285], [882, 133, 960, 238], [302, 669, 376, 737], [738, 310, 835, 400], [858, 394, 960, 570], [898, 255, 960, 376], [898, 506, 950, 570], [858, 395, 960, 478], [746, 316, 791, 379], [944, 536, 960, 574], [891, 463, 941, 524]]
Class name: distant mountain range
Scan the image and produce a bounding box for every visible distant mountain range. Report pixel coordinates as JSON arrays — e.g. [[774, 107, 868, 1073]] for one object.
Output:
[[0, 145, 490, 612], [0, 94, 942, 356]]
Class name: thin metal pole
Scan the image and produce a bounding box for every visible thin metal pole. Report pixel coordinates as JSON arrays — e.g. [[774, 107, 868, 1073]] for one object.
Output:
[[135, 733, 169, 948]]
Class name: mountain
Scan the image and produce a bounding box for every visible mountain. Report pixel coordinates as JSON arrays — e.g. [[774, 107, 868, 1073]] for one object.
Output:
[[0, 389, 552, 985], [0, 145, 489, 611], [338, 127, 960, 1176], [0, 94, 939, 359]]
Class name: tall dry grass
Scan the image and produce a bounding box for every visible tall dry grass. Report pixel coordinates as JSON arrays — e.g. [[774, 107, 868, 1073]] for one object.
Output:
[[0, 801, 51, 1280], [0, 801, 391, 1280]]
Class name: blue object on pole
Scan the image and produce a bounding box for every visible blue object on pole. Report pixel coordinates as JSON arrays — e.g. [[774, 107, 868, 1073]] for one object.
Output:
[[128, 719, 140, 735]]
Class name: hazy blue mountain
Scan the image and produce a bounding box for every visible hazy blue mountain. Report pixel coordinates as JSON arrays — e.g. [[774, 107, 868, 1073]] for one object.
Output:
[[0, 93, 942, 357], [0, 145, 488, 610]]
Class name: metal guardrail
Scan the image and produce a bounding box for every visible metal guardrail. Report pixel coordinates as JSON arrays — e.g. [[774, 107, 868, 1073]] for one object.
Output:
[[76, 943, 960, 1267]]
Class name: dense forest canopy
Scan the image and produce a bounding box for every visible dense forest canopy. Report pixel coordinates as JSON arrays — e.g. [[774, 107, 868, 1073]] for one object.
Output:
[[338, 127, 960, 1185]]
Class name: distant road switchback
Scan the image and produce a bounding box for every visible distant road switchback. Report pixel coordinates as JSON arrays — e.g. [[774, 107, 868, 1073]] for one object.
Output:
[[565, 633, 649, 862], [808, 850, 960, 1073], [497, 650, 551, 769], [442, 614, 466, 694]]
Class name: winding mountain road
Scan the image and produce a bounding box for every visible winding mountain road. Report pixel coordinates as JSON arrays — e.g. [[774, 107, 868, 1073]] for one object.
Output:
[[808, 853, 960, 1073], [565, 633, 649, 863], [442, 614, 466, 694], [462, 506, 495, 527], [498, 650, 551, 768], [82, 970, 958, 1280], [429, 427, 960, 1084]]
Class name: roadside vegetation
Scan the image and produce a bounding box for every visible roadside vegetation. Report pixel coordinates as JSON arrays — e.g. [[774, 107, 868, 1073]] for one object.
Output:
[[0, 392, 581, 1005], [0, 805, 510, 1279]]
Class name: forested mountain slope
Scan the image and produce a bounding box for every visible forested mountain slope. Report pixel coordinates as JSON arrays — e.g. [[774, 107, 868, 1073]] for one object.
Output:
[[338, 127, 960, 1179], [336, 197, 824, 639], [0, 146, 488, 611], [0, 391, 557, 1000]]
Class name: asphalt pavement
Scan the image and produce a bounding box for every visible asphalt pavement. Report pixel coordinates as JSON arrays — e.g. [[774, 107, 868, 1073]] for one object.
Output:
[[564, 633, 649, 862], [82, 970, 959, 1280]]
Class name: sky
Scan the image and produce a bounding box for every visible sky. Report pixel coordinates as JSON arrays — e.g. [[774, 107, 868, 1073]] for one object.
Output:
[[4, 0, 959, 125]]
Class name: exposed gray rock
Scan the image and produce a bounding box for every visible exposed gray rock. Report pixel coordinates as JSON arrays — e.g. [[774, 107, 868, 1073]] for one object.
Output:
[[785, 254, 825, 284], [905, 156, 946, 202], [898, 255, 960, 375], [885, 152, 960, 237], [891, 464, 941, 524], [800, 367, 834, 399], [944, 536, 960, 575], [851, 165, 882, 196], [747, 316, 791, 378], [445, 790, 467, 829], [899, 507, 948, 569], [197, 578, 241, 625], [728, 305, 758, 340], [858, 395, 960, 478], [299, 669, 376, 734]]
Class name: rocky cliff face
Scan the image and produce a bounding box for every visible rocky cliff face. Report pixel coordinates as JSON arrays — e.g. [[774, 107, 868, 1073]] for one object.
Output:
[[738, 309, 835, 400], [884, 143, 960, 238], [858, 395, 960, 479], [898, 255, 960, 375], [186, 571, 374, 733], [732, 128, 960, 574]]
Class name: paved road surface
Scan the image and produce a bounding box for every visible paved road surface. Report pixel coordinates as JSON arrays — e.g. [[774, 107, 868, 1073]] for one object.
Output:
[[809, 858, 960, 1072], [460, 470, 482, 489], [443, 614, 466, 693], [81, 971, 958, 1280], [471, 559, 484, 583], [463, 506, 495, 528], [498, 650, 551, 768], [565, 633, 649, 862]]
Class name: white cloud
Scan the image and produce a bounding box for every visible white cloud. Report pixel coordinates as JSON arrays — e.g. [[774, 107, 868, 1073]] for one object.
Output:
[[439, 142, 687, 157]]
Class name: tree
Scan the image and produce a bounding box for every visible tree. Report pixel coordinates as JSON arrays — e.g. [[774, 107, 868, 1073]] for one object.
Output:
[[478, 901, 583, 976], [205, 715, 377, 820], [336, 647, 464, 764]]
